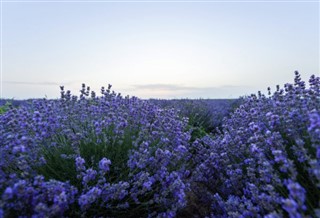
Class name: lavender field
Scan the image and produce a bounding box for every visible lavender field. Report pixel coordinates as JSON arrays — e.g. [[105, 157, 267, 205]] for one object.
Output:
[[0, 72, 319, 217]]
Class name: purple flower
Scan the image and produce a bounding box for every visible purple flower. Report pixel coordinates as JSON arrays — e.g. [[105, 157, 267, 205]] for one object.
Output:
[[2, 187, 13, 200], [34, 202, 48, 215], [287, 182, 305, 200], [272, 150, 286, 163], [308, 112, 320, 131], [75, 157, 86, 172], [78, 187, 102, 210], [282, 198, 299, 216], [99, 157, 111, 173], [176, 145, 187, 153], [143, 181, 153, 190], [82, 169, 97, 184], [12, 145, 26, 154]]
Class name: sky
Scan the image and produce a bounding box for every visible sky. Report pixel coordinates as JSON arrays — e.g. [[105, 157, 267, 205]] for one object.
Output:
[[0, 0, 319, 99]]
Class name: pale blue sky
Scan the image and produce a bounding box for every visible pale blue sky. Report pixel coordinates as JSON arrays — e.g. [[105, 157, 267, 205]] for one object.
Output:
[[1, 0, 319, 99]]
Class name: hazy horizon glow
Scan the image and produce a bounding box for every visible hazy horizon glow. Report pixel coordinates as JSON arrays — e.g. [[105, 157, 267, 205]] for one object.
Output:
[[1, 1, 319, 99]]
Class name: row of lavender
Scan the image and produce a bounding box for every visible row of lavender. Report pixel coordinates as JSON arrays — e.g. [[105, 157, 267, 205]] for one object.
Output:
[[0, 71, 319, 217], [149, 98, 242, 134], [0, 84, 191, 217], [187, 72, 320, 217]]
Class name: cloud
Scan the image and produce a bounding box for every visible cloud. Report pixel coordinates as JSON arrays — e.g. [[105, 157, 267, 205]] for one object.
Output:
[[133, 84, 200, 91], [132, 83, 250, 92], [4, 81, 74, 86], [129, 83, 254, 99]]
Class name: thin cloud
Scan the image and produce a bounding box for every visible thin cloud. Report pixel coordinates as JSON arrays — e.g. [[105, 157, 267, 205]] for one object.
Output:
[[4, 81, 75, 86], [128, 83, 255, 99], [133, 84, 200, 91], [132, 84, 251, 92]]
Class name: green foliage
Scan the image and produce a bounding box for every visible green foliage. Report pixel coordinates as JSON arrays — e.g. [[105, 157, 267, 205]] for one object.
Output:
[[78, 126, 138, 183], [190, 126, 208, 143], [36, 136, 80, 187], [35, 125, 139, 189], [0, 101, 12, 114]]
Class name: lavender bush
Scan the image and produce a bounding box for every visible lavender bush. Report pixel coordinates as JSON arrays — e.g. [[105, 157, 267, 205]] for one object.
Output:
[[1, 71, 319, 217], [150, 99, 240, 135], [187, 72, 320, 217], [0, 84, 191, 217]]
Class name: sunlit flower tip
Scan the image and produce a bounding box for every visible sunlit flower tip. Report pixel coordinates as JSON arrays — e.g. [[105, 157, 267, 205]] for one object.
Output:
[[83, 169, 97, 183], [164, 150, 171, 156], [177, 145, 187, 153], [12, 145, 26, 154], [75, 157, 86, 171], [99, 158, 111, 173], [143, 181, 153, 190], [308, 112, 320, 131], [250, 144, 259, 153], [287, 182, 305, 201], [282, 198, 298, 214], [33, 111, 40, 116], [266, 112, 272, 117], [3, 187, 13, 200]]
